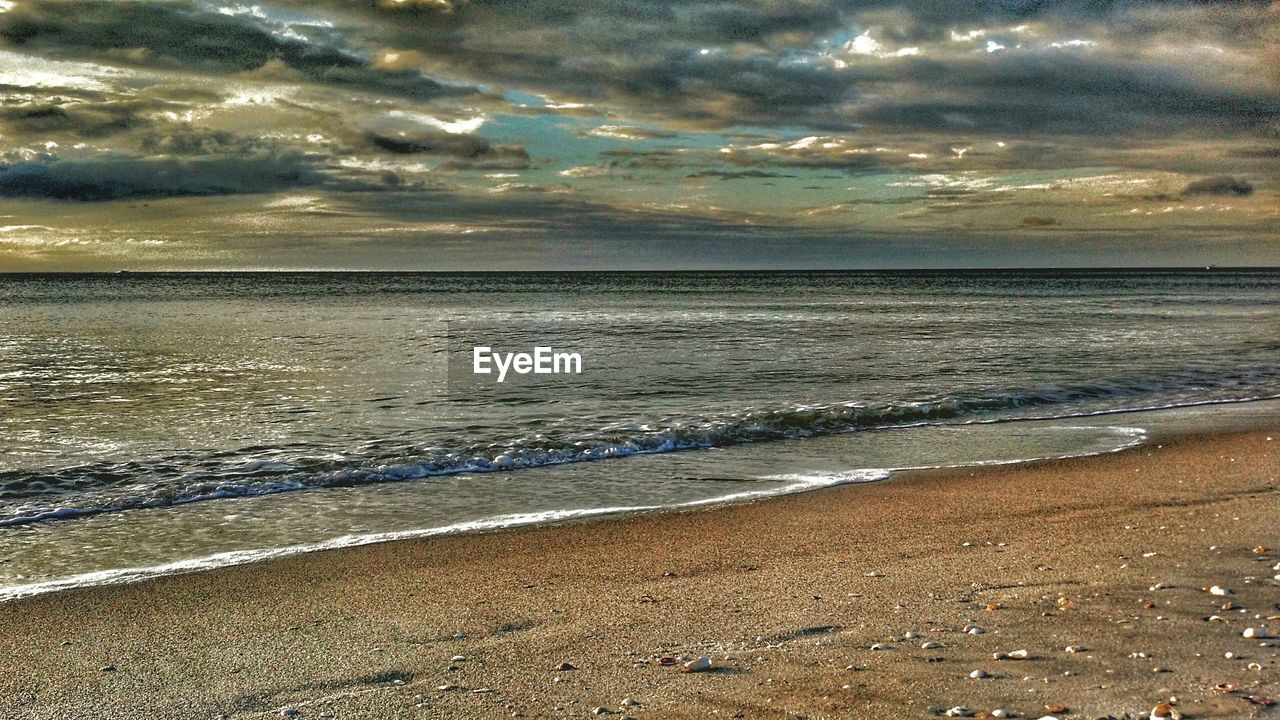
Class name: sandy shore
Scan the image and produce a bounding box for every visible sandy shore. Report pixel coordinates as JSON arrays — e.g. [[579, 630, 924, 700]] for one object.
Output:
[[2, 429, 1278, 719]]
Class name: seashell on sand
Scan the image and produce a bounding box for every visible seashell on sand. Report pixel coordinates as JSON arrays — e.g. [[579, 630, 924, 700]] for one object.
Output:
[[682, 656, 712, 673]]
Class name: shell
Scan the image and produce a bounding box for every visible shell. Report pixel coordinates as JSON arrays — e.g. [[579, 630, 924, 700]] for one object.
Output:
[[681, 655, 712, 673], [1151, 703, 1182, 719]]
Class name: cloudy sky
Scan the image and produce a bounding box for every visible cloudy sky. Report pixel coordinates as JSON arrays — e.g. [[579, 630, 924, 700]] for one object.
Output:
[[0, 0, 1276, 270]]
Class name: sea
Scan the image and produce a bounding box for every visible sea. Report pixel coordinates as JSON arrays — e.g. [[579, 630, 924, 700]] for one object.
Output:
[[2, 270, 1278, 599]]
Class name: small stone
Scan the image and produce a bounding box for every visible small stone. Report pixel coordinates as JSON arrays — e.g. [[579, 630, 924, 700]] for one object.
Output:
[[994, 649, 1029, 660], [99, 665, 116, 673], [451, 655, 467, 662], [1149, 582, 1174, 590], [280, 710, 300, 718], [591, 707, 611, 715], [945, 707, 973, 717], [1208, 585, 1232, 596], [904, 631, 924, 639], [1064, 645, 1083, 653], [1243, 627, 1272, 638], [964, 624, 986, 635], [921, 641, 944, 650], [620, 698, 640, 707], [969, 669, 989, 679], [990, 711, 1008, 719], [557, 662, 578, 671], [865, 570, 884, 577]]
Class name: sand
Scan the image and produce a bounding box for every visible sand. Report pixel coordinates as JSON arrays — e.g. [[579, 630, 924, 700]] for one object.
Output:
[[1, 429, 1278, 719]]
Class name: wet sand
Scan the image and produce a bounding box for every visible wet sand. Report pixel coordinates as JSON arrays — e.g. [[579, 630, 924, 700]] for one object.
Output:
[[2, 430, 1278, 719]]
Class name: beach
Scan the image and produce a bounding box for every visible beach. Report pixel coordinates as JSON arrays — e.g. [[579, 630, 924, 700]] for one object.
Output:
[[2, 428, 1278, 719]]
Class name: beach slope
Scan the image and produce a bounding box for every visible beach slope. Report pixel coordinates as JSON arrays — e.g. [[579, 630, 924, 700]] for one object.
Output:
[[2, 431, 1278, 719]]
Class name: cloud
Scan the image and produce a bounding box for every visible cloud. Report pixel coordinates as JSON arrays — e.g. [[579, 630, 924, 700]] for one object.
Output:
[[582, 125, 676, 140], [1181, 175, 1255, 197], [0, 0, 475, 100], [0, 97, 167, 138], [356, 113, 530, 168], [0, 153, 336, 200], [688, 169, 797, 180]]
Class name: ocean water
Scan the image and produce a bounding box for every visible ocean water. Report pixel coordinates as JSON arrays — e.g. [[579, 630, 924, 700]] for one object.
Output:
[[1, 270, 1278, 598]]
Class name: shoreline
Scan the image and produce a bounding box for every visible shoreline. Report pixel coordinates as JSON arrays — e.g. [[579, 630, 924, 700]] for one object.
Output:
[[3, 426, 1278, 718], [0, 417, 1149, 603]]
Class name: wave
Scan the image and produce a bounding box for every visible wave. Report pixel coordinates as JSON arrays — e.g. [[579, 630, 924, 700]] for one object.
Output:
[[0, 425, 1151, 601], [2, 366, 1278, 528]]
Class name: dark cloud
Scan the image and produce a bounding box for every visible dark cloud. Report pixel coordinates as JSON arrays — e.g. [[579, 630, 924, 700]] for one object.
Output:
[[364, 129, 529, 168], [0, 0, 474, 100], [276, 0, 1280, 136], [0, 98, 164, 138], [0, 153, 335, 200], [688, 169, 798, 180], [602, 148, 688, 170], [1181, 175, 1255, 196], [356, 114, 531, 168], [1021, 215, 1059, 227]]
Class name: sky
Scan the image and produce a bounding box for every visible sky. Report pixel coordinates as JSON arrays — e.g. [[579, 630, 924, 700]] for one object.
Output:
[[0, 0, 1276, 270]]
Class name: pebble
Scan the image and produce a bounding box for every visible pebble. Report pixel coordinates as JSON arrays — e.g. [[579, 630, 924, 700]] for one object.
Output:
[[1149, 582, 1175, 590], [591, 707, 611, 715], [871, 643, 893, 651], [964, 624, 986, 635], [1209, 585, 1232, 596], [866, 570, 884, 577], [557, 662, 578, 671], [620, 698, 640, 707], [994, 649, 1029, 660], [903, 631, 924, 639], [969, 669, 989, 679], [1243, 627, 1272, 638], [280, 710, 299, 718], [921, 641, 944, 650], [99, 665, 116, 673], [1064, 645, 1083, 653], [451, 655, 467, 662], [990, 711, 1008, 719], [945, 706, 973, 717]]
